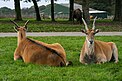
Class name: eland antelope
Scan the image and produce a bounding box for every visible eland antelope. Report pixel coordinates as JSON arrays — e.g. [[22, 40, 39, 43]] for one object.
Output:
[[79, 17, 118, 64], [11, 20, 72, 66]]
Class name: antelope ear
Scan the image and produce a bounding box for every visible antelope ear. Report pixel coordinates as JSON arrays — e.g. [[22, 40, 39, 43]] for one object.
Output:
[[81, 29, 86, 34], [95, 29, 99, 34]]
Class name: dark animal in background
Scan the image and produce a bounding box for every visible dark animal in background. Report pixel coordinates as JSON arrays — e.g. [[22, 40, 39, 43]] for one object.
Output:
[[72, 8, 83, 24]]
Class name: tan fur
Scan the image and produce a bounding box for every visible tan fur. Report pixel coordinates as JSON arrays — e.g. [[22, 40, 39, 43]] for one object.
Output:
[[80, 39, 118, 64], [79, 18, 118, 64], [11, 20, 70, 66], [14, 38, 67, 66], [34, 40, 67, 61]]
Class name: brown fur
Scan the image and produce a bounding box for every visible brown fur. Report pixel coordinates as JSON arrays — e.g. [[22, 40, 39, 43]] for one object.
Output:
[[79, 18, 118, 64], [11, 20, 71, 66], [14, 38, 67, 66], [72, 8, 83, 24]]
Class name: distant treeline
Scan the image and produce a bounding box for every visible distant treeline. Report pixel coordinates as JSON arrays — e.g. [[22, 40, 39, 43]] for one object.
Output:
[[0, 5, 46, 18]]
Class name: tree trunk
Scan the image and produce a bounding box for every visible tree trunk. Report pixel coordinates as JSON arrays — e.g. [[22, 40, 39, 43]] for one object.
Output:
[[14, 0, 22, 21], [69, 0, 74, 21], [32, 0, 41, 21], [82, 0, 90, 24], [113, 0, 122, 22], [51, 0, 55, 21]]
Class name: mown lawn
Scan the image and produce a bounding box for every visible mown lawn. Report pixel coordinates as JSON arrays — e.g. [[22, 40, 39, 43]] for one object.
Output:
[[0, 36, 122, 81], [0, 19, 122, 32]]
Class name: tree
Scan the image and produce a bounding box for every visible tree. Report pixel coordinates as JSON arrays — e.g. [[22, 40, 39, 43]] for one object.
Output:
[[0, 7, 14, 17], [51, 0, 55, 21], [75, 0, 81, 4], [14, 0, 22, 21], [89, 0, 115, 15], [69, 0, 74, 21], [32, 0, 41, 21], [0, 7, 13, 15], [25, 0, 41, 21], [74, 0, 90, 24], [113, 0, 122, 22], [82, 0, 90, 24]]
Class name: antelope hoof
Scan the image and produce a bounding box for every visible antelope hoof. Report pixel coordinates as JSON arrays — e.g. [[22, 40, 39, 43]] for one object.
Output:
[[66, 61, 73, 66], [114, 61, 118, 63], [14, 55, 20, 61], [96, 62, 101, 64], [14, 57, 17, 61], [101, 61, 105, 64]]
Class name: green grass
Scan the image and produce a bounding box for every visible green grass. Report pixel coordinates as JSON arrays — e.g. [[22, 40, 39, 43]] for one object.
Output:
[[0, 36, 122, 81], [0, 19, 122, 32]]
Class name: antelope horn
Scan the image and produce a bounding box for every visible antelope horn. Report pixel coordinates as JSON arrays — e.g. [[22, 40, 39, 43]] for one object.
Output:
[[10, 20, 19, 27], [24, 20, 29, 26], [92, 16, 97, 30], [82, 18, 88, 30]]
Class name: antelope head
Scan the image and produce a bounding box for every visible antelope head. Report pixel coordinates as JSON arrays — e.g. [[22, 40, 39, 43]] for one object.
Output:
[[10, 20, 29, 45], [10, 20, 29, 32], [81, 17, 99, 46]]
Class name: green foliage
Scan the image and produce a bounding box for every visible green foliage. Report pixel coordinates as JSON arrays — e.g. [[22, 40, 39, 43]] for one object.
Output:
[[0, 7, 14, 17], [89, 0, 115, 15], [0, 7, 13, 14], [0, 5, 46, 18], [75, 0, 116, 15], [0, 36, 122, 81]]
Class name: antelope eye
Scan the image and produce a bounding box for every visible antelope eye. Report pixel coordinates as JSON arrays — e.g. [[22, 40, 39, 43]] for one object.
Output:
[[85, 33, 88, 35]]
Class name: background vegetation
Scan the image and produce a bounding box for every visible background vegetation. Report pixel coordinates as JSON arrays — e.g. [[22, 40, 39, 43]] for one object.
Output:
[[0, 0, 115, 18], [0, 6, 46, 18], [0, 19, 122, 32], [1, 0, 122, 22], [0, 36, 122, 81], [89, 0, 115, 15]]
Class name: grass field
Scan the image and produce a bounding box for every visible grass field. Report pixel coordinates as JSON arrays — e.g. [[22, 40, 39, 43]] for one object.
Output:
[[0, 36, 122, 81], [0, 19, 122, 32]]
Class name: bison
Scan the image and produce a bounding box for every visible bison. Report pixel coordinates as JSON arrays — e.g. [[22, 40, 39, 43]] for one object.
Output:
[[72, 8, 83, 24]]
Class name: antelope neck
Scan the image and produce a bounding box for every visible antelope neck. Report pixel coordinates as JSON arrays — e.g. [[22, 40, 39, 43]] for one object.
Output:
[[85, 37, 94, 55], [17, 31, 26, 45]]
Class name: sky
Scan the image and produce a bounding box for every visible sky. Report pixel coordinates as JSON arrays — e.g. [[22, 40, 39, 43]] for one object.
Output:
[[0, 0, 69, 9]]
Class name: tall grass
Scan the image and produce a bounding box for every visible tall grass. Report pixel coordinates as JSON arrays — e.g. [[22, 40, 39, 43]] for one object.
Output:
[[0, 36, 122, 81]]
